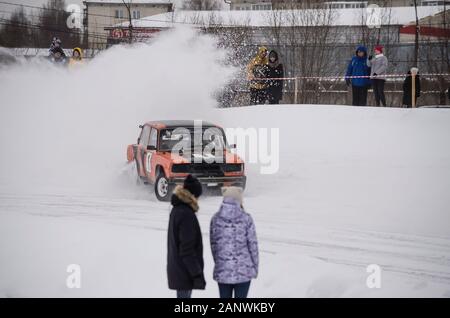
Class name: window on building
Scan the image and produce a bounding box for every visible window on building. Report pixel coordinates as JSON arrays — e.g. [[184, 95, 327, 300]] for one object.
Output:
[[115, 9, 124, 19], [251, 3, 272, 10], [132, 10, 140, 19]]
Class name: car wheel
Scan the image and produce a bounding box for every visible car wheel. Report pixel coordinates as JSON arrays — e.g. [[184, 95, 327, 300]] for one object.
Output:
[[155, 173, 173, 201]]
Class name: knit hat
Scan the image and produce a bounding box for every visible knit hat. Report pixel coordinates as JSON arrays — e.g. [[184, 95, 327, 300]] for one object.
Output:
[[221, 186, 244, 205], [183, 174, 202, 198], [375, 45, 383, 53]]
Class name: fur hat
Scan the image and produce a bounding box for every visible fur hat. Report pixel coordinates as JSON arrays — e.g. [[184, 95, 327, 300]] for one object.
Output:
[[221, 186, 244, 205], [183, 174, 202, 198]]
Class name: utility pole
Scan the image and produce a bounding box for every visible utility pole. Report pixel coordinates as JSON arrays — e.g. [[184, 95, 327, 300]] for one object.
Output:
[[413, 0, 420, 66]]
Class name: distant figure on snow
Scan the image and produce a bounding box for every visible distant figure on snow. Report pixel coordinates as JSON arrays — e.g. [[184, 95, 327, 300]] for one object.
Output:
[[345, 45, 371, 106], [68, 47, 84, 68], [247, 46, 269, 105], [266, 50, 284, 105], [49, 46, 67, 65], [402, 67, 421, 108], [368, 45, 388, 106]]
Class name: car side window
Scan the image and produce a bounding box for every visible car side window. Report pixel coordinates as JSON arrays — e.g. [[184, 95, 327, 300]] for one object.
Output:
[[139, 125, 150, 147], [149, 128, 158, 149]]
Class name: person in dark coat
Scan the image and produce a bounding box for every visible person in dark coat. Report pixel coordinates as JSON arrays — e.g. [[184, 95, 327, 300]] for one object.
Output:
[[266, 50, 284, 104], [167, 174, 205, 298], [345, 45, 371, 106], [402, 68, 421, 108], [49, 46, 67, 65]]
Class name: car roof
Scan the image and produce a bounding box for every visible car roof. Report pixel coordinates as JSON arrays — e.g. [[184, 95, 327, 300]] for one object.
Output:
[[144, 120, 221, 129]]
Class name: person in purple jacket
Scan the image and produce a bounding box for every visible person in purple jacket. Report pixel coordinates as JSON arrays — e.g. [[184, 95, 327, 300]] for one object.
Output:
[[210, 186, 259, 298]]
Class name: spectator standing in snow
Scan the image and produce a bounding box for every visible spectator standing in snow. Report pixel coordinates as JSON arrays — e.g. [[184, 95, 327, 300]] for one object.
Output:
[[345, 45, 371, 106], [247, 46, 269, 105], [368, 45, 388, 106], [49, 36, 62, 53], [167, 175, 206, 298], [210, 187, 259, 298], [68, 47, 84, 68], [402, 68, 421, 108], [49, 46, 67, 65], [266, 50, 284, 104]]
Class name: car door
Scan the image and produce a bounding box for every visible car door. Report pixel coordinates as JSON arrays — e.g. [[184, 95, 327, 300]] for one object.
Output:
[[143, 127, 158, 182], [136, 125, 151, 177]]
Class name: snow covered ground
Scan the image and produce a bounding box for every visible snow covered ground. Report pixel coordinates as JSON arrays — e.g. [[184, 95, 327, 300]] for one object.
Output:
[[1, 105, 450, 298], [1, 28, 450, 298]]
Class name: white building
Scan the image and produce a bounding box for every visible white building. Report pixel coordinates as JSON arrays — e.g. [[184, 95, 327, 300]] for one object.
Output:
[[83, 0, 173, 49], [227, 0, 450, 10], [229, 0, 273, 10]]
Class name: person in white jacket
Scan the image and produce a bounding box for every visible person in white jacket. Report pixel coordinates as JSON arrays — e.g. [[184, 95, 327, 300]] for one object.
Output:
[[368, 45, 388, 106]]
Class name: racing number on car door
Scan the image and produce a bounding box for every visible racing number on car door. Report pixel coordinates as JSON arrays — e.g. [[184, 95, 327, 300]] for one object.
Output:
[[144, 128, 158, 179], [136, 125, 151, 176], [146, 152, 153, 174]]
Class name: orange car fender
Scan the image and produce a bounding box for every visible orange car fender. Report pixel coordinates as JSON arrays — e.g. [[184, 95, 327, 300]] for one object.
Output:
[[154, 156, 172, 179], [126, 145, 135, 162]]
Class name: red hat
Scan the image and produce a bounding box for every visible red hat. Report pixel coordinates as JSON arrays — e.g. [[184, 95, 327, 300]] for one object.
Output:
[[375, 45, 383, 53]]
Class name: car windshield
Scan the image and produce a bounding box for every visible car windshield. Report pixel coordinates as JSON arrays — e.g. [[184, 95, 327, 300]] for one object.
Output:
[[159, 127, 226, 152]]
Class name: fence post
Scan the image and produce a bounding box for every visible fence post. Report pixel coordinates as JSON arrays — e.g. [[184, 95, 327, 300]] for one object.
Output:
[[294, 77, 298, 104], [411, 67, 419, 108]]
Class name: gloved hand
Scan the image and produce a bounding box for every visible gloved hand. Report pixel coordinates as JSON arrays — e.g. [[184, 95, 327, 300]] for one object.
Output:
[[345, 78, 351, 86], [192, 275, 206, 290], [368, 55, 373, 61]]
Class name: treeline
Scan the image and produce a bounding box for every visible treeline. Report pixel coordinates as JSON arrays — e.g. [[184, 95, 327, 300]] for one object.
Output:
[[0, 0, 82, 48]]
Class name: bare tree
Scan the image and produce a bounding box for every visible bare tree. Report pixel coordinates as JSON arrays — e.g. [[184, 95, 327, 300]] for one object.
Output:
[[39, 0, 81, 48], [0, 6, 32, 48], [413, 0, 419, 66], [266, 2, 339, 103], [422, 8, 449, 105]]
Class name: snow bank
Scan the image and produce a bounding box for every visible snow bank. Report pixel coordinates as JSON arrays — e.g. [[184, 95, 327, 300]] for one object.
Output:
[[219, 105, 450, 237]]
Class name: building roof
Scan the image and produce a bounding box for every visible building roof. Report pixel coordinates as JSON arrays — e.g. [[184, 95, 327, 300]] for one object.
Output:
[[111, 6, 446, 29], [84, 0, 172, 5]]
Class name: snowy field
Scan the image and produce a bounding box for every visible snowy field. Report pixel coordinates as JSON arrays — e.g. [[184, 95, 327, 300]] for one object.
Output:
[[1, 28, 450, 298]]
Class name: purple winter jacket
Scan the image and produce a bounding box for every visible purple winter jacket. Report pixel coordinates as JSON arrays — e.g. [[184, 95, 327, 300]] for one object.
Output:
[[210, 197, 259, 284]]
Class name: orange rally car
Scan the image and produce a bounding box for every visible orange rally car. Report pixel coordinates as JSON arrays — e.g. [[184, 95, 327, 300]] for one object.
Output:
[[127, 120, 246, 201]]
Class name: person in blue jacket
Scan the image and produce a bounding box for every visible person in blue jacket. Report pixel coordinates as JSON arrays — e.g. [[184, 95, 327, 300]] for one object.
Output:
[[345, 45, 371, 106]]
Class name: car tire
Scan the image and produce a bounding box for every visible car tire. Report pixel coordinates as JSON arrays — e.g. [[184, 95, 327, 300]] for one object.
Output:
[[155, 172, 173, 202]]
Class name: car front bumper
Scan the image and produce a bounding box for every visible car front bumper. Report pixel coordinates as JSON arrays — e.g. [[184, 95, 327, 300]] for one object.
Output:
[[168, 175, 246, 188]]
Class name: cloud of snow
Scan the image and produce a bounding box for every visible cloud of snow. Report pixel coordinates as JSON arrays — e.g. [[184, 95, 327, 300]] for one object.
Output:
[[0, 27, 236, 195]]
